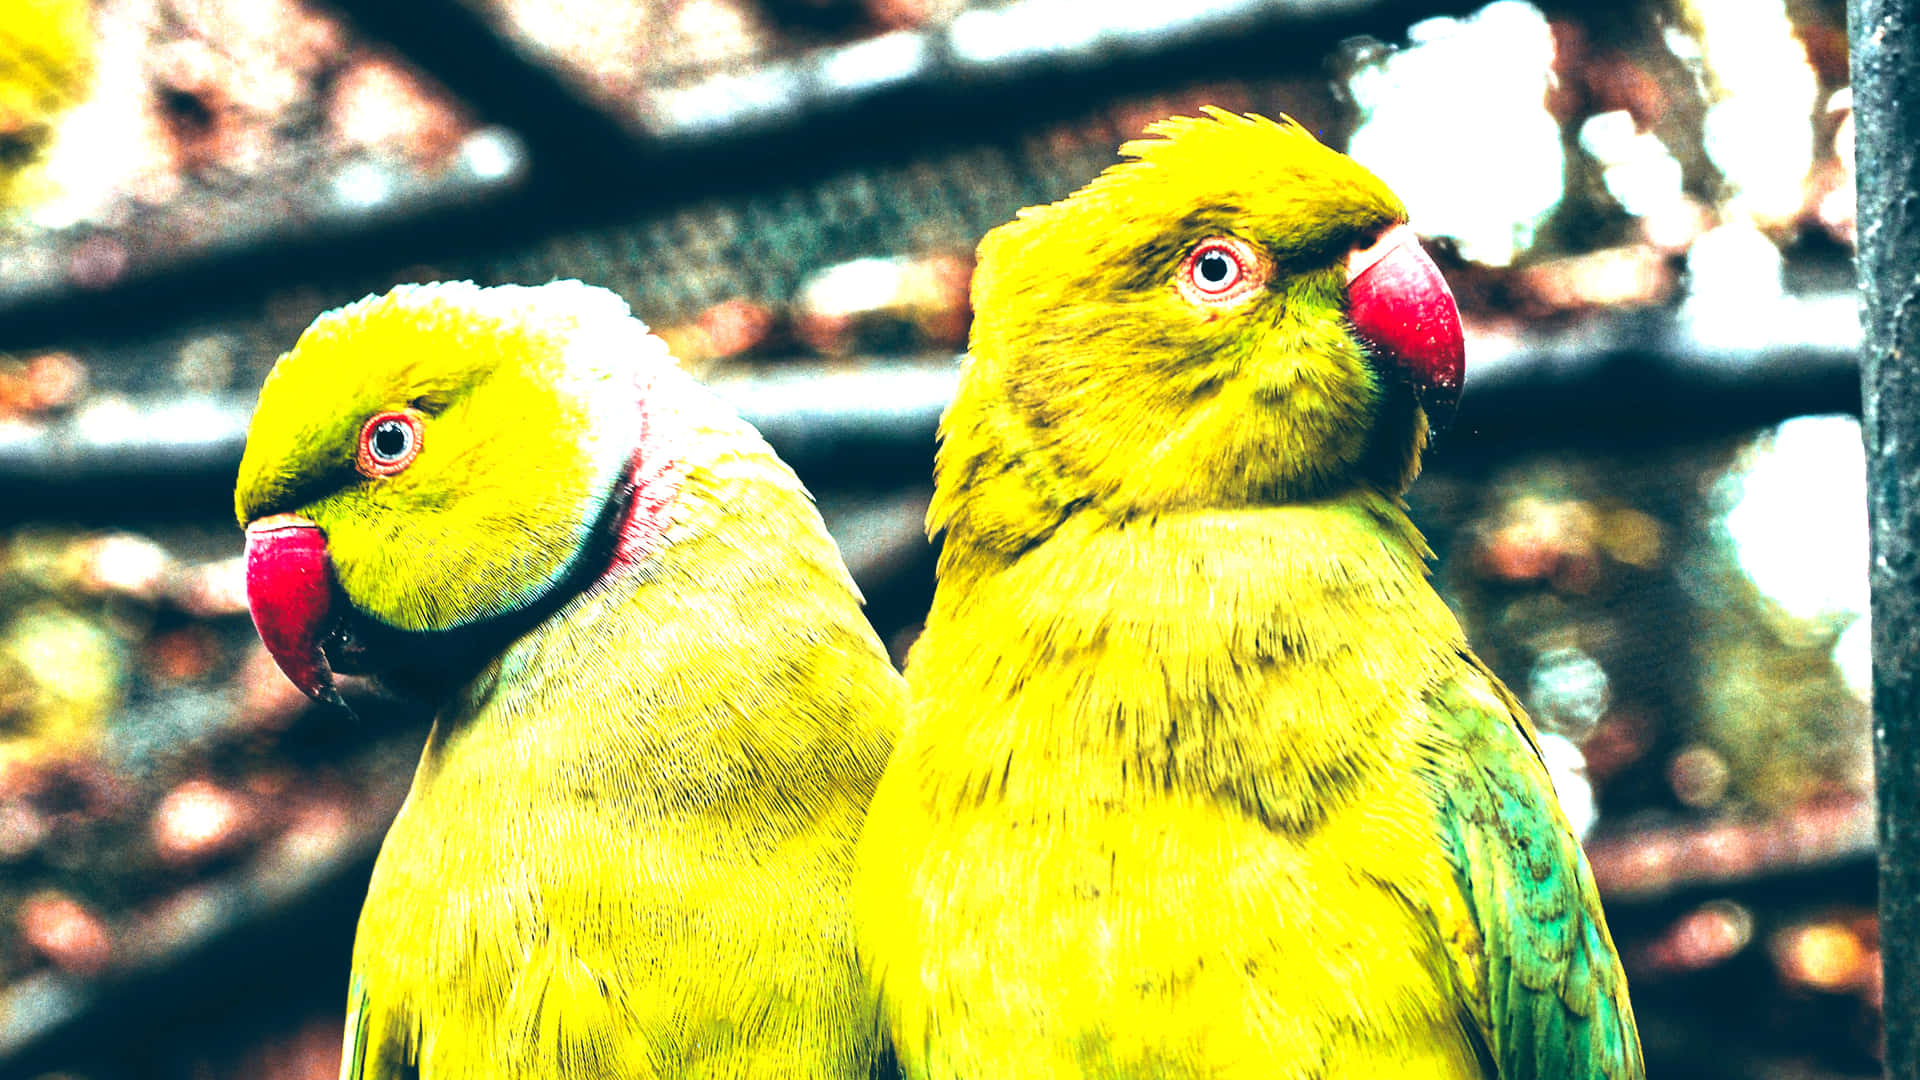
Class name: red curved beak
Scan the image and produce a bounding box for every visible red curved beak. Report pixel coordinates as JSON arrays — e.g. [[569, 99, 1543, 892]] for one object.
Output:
[[1346, 224, 1466, 434], [244, 513, 342, 706]]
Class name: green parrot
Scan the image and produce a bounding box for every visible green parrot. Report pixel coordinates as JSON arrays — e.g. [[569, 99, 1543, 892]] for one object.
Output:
[[235, 281, 904, 1079], [854, 110, 1642, 1079]]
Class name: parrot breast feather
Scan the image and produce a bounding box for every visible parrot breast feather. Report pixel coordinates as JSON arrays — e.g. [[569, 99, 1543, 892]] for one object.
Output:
[[1425, 658, 1644, 1080]]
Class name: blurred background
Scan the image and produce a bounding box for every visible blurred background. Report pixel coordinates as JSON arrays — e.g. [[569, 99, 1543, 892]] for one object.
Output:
[[0, 0, 1874, 1076]]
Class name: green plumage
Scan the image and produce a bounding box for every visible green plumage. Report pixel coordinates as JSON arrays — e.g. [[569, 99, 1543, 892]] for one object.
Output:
[[1427, 663, 1642, 1080]]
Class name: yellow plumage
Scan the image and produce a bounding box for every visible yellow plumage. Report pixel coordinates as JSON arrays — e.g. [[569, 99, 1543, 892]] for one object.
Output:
[[860, 496, 1486, 1078], [0, 0, 93, 207], [235, 282, 905, 1078], [346, 419, 900, 1078], [854, 112, 1638, 1079]]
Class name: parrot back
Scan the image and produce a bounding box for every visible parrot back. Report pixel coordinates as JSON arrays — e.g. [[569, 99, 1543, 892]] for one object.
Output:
[[345, 431, 903, 1080]]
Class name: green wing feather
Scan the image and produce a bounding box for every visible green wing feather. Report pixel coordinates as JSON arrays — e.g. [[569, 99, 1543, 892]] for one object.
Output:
[[340, 975, 371, 1080], [1427, 654, 1644, 1080], [339, 974, 416, 1080]]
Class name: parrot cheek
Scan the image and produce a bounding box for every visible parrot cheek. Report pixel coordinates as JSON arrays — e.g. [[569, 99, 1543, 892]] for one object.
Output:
[[1345, 224, 1466, 433], [245, 513, 346, 707]]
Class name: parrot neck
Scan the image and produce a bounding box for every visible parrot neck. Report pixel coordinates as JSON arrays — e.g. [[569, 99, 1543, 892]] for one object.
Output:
[[414, 381, 894, 818], [606, 365, 691, 573], [925, 357, 1433, 573], [909, 486, 1467, 832], [342, 362, 693, 700]]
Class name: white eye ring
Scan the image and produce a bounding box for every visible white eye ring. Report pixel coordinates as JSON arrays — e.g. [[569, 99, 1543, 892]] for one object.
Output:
[[1177, 236, 1265, 307]]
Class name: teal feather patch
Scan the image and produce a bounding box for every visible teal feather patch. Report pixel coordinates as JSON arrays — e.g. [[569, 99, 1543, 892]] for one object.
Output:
[[1425, 657, 1644, 1080]]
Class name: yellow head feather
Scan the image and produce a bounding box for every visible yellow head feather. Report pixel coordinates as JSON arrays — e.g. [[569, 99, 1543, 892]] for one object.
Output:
[[934, 110, 1419, 564], [0, 0, 94, 205], [236, 281, 662, 633]]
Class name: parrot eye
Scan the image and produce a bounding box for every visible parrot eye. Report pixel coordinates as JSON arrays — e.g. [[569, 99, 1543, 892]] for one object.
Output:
[[1177, 237, 1265, 308], [356, 411, 423, 478], [1196, 249, 1237, 288]]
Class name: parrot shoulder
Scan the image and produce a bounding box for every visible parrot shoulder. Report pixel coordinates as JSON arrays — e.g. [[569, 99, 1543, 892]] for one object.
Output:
[[1422, 652, 1644, 1080], [340, 973, 410, 1080]]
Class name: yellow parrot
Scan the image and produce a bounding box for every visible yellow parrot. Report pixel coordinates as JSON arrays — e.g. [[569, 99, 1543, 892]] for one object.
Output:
[[0, 0, 93, 207], [234, 281, 904, 1078], [855, 110, 1642, 1080]]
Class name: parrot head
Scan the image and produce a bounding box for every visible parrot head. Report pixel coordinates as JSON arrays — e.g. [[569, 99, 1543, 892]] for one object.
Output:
[[234, 281, 680, 706], [945, 108, 1463, 526]]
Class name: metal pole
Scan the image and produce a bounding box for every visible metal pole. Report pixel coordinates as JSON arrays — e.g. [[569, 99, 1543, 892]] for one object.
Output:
[[1851, 0, 1920, 1072]]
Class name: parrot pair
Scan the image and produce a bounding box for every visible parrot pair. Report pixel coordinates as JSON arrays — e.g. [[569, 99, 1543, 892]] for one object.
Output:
[[237, 110, 1640, 1080]]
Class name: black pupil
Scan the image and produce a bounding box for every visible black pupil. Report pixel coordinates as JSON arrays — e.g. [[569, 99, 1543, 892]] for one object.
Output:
[[1198, 250, 1233, 285], [372, 421, 409, 460]]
